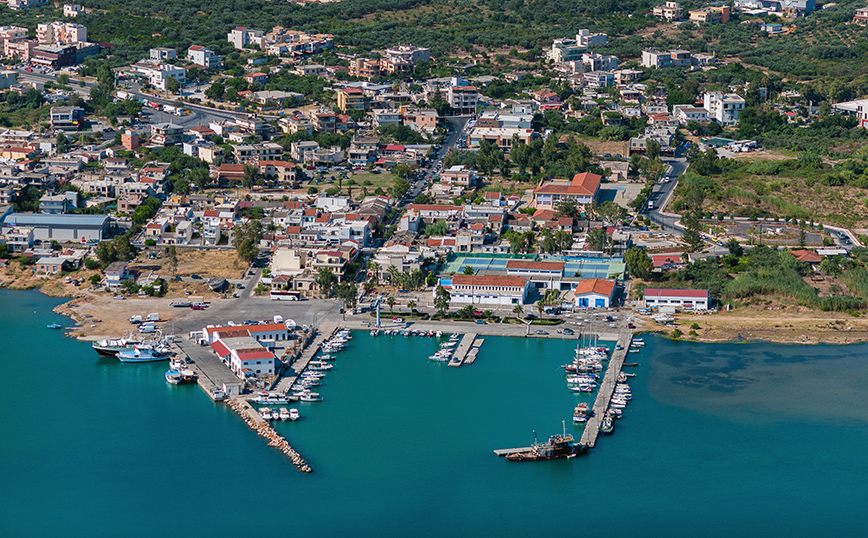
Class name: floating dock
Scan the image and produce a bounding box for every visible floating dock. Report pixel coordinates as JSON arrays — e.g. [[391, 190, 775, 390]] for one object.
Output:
[[493, 446, 534, 457], [448, 333, 477, 367], [579, 328, 633, 449]]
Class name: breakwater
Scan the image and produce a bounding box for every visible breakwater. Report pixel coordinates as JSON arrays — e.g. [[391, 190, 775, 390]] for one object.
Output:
[[228, 398, 312, 473]]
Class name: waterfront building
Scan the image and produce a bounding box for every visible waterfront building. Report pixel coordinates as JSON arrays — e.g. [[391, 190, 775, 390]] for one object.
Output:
[[573, 278, 616, 309], [643, 288, 710, 310], [436, 274, 529, 306]]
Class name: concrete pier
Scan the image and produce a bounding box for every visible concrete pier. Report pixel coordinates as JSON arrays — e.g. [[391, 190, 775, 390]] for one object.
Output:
[[448, 333, 477, 367], [273, 321, 339, 394], [174, 341, 243, 400], [579, 328, 633, 448]]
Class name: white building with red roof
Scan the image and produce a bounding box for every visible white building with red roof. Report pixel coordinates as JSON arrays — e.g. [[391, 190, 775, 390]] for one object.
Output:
[[436, 274, 528, 306], [204, 323, 292, 379], [642, 288, 710, 310], [574, 278, 616, 309], [533, 171, 601, 210]]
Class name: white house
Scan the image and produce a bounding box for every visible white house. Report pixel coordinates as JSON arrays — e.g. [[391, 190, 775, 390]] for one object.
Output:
[[574, 278, 616, 309], [643, 288, 710, 310], [436, 274, 529, 306]]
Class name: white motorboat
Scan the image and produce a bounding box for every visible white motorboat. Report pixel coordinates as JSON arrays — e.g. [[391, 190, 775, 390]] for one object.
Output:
[[298, 393, 323, 402], [318, 354, 335, 361], [260, 407, 273, 420], [288, 408, 300, 421], [279, 408, 291, 420], [252, 392, 290, 405], [308, 361, 333, 370], [435, 331, 443, 338]]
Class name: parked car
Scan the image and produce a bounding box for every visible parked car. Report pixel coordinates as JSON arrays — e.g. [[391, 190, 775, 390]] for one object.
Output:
[[191, 274, 202, 279], [536, 330, 549, 335], [475, 319, 486, 324], [563, 328, 574, 335]]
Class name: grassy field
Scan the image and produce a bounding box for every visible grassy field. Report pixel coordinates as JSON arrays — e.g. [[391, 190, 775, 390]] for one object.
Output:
[[308, 171, 399, 198]]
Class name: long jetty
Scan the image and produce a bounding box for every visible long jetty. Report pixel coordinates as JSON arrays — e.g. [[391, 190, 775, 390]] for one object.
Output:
[[227, 399, 312, 473], [448, 333, 477, 367], [579, 328, 633, 448]]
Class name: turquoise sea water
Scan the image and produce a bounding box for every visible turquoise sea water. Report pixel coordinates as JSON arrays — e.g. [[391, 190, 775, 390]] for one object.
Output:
[[3, 289, 868, 537]]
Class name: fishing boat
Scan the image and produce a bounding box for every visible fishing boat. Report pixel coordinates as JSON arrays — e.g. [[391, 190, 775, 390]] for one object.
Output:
[[165, 369, 182, 385], [47, 323, 62, 329], [278, 408, 291, 421], [505, 422, 588, 462], [607, 407, 623, 418], [288, 408, 300, 421], [297, 393, 323, 402], [259, 407, 273, 420], [618, 372, 627, 383], [179, 368, 197, 384], [92, 334, 144, 358], [600, 417, 614, 434], [252, 391, 290, 405], [117, 342, 173, 363]]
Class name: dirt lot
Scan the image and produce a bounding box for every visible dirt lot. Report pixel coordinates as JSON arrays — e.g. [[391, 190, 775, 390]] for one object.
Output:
[[562, 134, 628, 158], [658, 305, 868, 345]]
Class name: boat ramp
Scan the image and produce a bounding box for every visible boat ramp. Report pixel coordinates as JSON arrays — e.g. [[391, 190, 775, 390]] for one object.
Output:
[[579, 328, 633, 449], [448, 333, 479, 367]]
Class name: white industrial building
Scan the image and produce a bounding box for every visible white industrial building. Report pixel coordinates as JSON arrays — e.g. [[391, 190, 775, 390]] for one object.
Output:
[[436, 274, 529, 306], [643, 288, 710, 310]]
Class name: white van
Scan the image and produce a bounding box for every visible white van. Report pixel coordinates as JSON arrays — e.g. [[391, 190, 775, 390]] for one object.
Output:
[[129, 315, 143, 324], [146, 313, 160, 322], [139, 322, 156, 333], [273, 315, 284, 324], [647, 201, 654, 210]]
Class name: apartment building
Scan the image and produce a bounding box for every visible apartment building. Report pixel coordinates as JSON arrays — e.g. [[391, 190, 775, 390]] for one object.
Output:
[[227, 27, 264, 50], [336, 87, 366, 113], [641, 48, 695, 69], [187, 45, 221, 69], [703, 91, 746, 126], [348, 58, 380, 80], [37, 22, 87, 45], [447, 79, 478, 115], [149, 123, 184, 146], [652, 1, 683, 20], [689, 6, 730, 24], [576, 29, 608, 47]]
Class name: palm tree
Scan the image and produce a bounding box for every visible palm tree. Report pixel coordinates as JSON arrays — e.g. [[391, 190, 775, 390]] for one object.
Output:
[[368, 261, 380, 283], [513, 304, 523, 317], [407, 300, 417, 313], [386, 295, 396, 313], [536, 300, 544, 319]]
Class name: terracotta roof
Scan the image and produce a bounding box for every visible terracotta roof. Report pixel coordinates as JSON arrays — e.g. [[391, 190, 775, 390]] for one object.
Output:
[[533, 172, 602, 197], [210, 341, 231, 357], [451, 274, 527, 288], [791, 249, 821, 263], [408, 204, 462, 212], [236, 350, 274, 361], [574, 278, 615, 297]]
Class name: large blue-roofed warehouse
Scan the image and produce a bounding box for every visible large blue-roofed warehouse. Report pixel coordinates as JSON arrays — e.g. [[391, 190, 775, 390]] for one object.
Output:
[[1, 213, 110, 242]]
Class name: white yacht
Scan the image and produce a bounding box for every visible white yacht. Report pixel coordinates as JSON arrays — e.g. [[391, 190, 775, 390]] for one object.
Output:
[[259, 408, 273, 420], [252, 392, 290, 405], [278, 408, 291, 421], [288, 408, 300, 421]]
